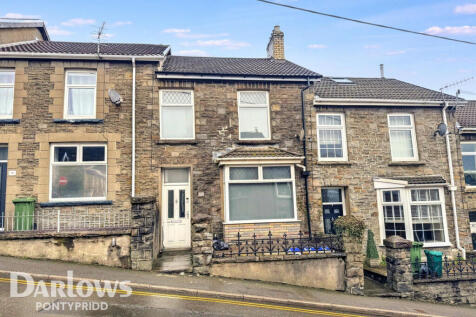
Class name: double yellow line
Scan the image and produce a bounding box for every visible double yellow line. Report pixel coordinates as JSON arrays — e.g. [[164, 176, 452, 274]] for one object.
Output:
[[0, 277, 367, 316]]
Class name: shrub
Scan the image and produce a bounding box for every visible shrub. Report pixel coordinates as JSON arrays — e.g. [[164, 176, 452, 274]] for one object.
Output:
[[366, 230, 379, 259], [334, 215, 366, 239]]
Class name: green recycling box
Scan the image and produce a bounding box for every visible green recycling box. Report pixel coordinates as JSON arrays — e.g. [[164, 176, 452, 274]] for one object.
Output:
[[13, 197, 36, 231], [424, 249, 443, 277], [411, 242, 423, 273]]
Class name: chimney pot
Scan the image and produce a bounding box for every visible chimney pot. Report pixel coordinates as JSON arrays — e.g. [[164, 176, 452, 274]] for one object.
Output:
[[267, 25, 285, 59], [380, 64, 385, 78]]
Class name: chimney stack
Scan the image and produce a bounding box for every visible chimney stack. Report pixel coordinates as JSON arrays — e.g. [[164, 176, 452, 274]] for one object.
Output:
[[380, 64, 385, 78], [267, 25, 285, 60]]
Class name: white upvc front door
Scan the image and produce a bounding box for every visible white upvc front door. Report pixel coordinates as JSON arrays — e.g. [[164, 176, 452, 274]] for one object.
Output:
[[162, 169, 191, 250]]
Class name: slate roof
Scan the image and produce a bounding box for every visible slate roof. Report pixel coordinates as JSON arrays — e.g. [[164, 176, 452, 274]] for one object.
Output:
[[217, 146, 303, 159], [456, 100, 476, 128], [161, 56, 321, 78], [314, 77, 454, 101], [390, 176, 447, 185], [0, 41, 169, 56]]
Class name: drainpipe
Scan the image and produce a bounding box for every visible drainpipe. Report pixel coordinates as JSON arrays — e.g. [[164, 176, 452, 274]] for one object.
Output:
[[301, 78, 313, 239], [131, 57, 136, 198], [442, 102, 464, 258]]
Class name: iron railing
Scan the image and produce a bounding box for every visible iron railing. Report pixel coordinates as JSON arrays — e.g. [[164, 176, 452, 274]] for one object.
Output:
[[213, 231, 344, 258], [0, 208, 130, 233], [412, 253, 476, 280]]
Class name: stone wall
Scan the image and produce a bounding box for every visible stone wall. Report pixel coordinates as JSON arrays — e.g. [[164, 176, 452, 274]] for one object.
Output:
[[130, 196, 159, 271], [0, 59, 157, 218], [0, 231, 130, 267], [307, 104, 471, 252], [223, 222, 301, 241], [342, 234, 365, 294], [384, 235, 476, 304]]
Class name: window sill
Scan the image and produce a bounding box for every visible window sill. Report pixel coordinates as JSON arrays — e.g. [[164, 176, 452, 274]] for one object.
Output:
[[0, 119, 20, 124], [388, 161, 425, 166], [156, 140, 197, 145], [316, 161, 351, 166], [53, 119, 104, 124], [223, 219, 301, 225], [464, 187, 476, 193], [378, 242, 452, 248], [236, 140, 278, 145], [39, 200, 112, 207]]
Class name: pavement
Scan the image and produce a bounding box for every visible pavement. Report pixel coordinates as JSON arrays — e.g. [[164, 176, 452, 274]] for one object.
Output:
[[0, 256, 473, 317]]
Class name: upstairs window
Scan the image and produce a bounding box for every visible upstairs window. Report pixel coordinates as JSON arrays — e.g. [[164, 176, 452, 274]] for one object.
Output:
[[50, 144, 107, 201], [64, 71, 97, 119], [388, 114, 418, 161], [316, 113, 348, 161], [0, 70, 15, 119], [160, 90, 195, 139], [462, 143, 476, 187], [238, 91, 270, 140]]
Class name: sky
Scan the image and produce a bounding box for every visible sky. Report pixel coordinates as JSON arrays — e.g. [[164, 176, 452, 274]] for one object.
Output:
[[2, 0, 476, 99]]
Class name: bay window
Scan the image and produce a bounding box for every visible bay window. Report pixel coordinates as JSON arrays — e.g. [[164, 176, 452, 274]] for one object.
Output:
[[0, 70, 15, 119], [160, 90, 195, 139], [462, 142, 476, 187], [378, 187, 449, 246], [50, 144, 107, 201], [387, 113, 418, 161], [225, 165, 297, 223], [316, 113, 347, 161], [238, 91, 270, 140], [64, 71, 97, 119]]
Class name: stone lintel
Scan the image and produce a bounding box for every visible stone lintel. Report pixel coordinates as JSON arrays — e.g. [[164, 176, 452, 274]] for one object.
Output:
[[131, 196, 156, 204]]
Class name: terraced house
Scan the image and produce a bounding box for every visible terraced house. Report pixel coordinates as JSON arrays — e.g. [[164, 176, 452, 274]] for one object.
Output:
[[0, 20, 472, 275]]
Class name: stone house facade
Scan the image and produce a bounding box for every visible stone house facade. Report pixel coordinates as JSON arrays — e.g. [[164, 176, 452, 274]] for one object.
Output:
[[456, 101, 476, 251], [0, 20, 474, 272], [306, 78, 472, 256]]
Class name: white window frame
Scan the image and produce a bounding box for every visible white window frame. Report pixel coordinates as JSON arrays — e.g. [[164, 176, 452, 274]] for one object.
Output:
[[376, 187, 450, 247], [64, 70, 97, 119], [316, 113, 348, 162], [462, 142, 476, 188], [387, 113, 419, 162], [159, 89, 195, 140], [224, 164, 298, 224], [237, 91, 271, 141], [0, 69, 15, 119], [49, 143, 107, 202]]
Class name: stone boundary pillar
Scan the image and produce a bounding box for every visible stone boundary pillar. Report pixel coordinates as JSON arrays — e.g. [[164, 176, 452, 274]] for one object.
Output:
[[130, 196, 158, 271], [191, 212, 213, 274], [384, 235, 414, 297], [342, 235, 365, 294]]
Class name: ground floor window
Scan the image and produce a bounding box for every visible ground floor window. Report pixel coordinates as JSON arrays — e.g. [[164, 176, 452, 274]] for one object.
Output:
[[225, 165, 297, 223], [378, 187, 449, 246], [50, 143, 107, 201]]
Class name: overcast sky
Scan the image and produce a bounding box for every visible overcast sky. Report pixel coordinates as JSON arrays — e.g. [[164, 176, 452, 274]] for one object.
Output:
[[2, 0, 476, 98]]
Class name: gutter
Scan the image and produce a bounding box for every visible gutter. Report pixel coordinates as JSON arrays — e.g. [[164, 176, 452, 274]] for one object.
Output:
[[314, 97, 455, 107], [442, 102, 464, 258], [0, 51, 168, 61], [157, 73, 319, 82]]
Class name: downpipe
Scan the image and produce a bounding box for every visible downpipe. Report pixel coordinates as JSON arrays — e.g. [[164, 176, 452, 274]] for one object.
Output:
[[301, 78, 313, 239], [442, 102, 465, 258], [131, 57, 136, 198]]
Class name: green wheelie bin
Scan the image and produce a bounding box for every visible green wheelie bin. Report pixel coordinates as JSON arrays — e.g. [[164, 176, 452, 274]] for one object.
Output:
[[13, 197, 35, 231], [411, 242, 423, 274], [424, 249, 443, 278]]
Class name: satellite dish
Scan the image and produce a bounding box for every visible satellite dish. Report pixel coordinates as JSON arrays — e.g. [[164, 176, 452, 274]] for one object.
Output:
[[434, 122, 447, 137], [108, 89, 122, 105]]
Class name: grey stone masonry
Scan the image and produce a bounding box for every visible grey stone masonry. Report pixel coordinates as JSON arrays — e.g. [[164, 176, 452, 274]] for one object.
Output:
[[191, 212, 213, 275], [342, 235, 365, 294], [130, 197, 159, 271], [384, 236, 413, 297]]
